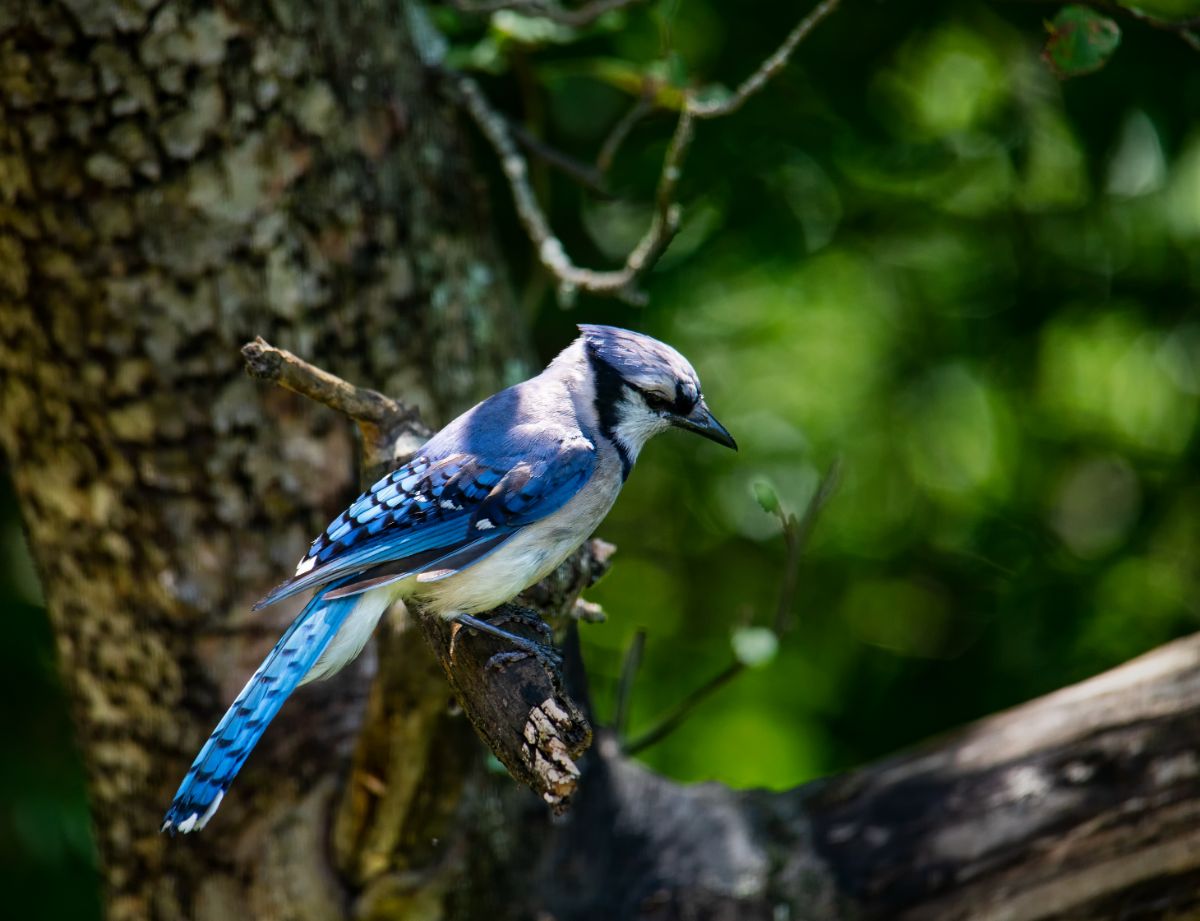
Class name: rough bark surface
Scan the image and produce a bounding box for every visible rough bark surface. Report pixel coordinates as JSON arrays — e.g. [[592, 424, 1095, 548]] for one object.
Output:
[[507, 635, 1200, 921], [0, 2, 523, 919], [3, 3, 1200, 921]]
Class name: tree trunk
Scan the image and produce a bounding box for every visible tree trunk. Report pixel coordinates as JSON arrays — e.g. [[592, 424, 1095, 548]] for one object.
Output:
[[3, 4, 1200, 921], [0, 2, 523, 918]]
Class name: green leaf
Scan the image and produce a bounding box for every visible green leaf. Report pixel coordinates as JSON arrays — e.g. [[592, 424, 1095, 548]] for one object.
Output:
[[491, 11, 579, 47], [732, 626, 779, 668], [537, 58, 688, 109], [1044, 6, 1122, 79], [445, 36, 507, 74], [753, 479, 782, 516]]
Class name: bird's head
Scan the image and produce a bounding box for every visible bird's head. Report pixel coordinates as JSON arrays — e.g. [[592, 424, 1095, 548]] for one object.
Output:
[[577, 324, 737, 467]]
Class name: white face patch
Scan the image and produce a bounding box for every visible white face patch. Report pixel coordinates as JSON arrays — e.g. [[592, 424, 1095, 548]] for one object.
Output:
[[611, 391, 672, 462]]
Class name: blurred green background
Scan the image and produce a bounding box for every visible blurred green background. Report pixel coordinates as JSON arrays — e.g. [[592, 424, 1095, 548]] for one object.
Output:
[[4, 0, 1199, 916]]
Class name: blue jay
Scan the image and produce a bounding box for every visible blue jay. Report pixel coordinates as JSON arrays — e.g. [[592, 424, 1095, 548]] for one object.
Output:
[[162, 324, 736, 833]]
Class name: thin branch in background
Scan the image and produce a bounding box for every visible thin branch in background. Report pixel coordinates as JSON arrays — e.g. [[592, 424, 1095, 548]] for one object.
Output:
[[508, 118, 610, 196], [688, 0, 842, 120], [595, 91, 656, 175], [612, 628, 646, 740], [774, 457, 840, 635], [448, 0, 648, 29], [623, 661, 743, 756], [623, 461, 841, 757], [449, 71, 689, 304], [445, 0, 842, 304]]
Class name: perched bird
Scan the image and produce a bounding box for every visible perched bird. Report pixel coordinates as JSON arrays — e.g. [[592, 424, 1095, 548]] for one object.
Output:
[[162, 324, 736, 833]]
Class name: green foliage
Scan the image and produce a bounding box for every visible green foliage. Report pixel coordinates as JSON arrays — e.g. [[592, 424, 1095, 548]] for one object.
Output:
[[512, 0, 1200, 789], [752, 479, 781, 516], [0, 491, 99, 921], [1043, 6, 1122, 78]]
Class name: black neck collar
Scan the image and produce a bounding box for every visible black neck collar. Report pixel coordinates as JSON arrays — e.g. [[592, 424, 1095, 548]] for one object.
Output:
[[586, 343, 633, 480]]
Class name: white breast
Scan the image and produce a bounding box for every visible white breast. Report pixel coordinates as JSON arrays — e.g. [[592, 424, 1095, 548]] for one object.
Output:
[[414, 453, 624, 617]]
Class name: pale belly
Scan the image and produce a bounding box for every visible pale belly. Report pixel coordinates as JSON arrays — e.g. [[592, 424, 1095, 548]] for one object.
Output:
[[411, 468, 622, 616]]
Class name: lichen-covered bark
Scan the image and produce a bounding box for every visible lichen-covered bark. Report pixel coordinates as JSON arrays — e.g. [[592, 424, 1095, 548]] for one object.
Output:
[[0, 2, 522, 918]]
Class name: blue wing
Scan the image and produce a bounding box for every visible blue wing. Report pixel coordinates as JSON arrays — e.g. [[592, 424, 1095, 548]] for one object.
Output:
[[254, 437, 596, 610]]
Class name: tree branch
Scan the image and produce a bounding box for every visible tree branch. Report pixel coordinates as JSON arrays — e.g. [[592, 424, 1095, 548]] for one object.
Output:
[[687, 0, 842, 119], [507, 118, 610, 197], [595, 91, 656, 175], [443, 0, 842, 304], [241, 336, 427, 477], [524, 631, 1200, 920], [242, 336, 404, 427]]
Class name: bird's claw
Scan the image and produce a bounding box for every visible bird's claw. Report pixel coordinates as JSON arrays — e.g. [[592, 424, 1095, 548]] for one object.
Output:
[[485, 640, 562, 673], [488, 609, 554, 643], [486, 650, 532, 672], [450, 611, 562, 673]]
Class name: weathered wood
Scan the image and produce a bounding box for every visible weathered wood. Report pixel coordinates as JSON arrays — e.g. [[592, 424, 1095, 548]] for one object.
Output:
[[514, 634, 1200, 921], [808, 632, 1200, 920]]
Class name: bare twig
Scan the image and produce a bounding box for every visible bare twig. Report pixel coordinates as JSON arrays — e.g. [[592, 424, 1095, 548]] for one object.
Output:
[[241, 336, 427, 476], [508, 118, 610, 196], [623, 661, 742, 756], [623, 462, 840, 757], [447, 0, 647, 29], [242, 336, 404, 429], [446, 0, 841, 304], [688, 0, 842, 119], [595, 91, 656, 174], [451, 72, 689, 304], [613, 628, 646, 740], [774, 458, 840, 634]]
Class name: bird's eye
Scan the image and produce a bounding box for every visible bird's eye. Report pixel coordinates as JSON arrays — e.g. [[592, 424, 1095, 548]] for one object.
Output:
[[641, 390, 672, 412]]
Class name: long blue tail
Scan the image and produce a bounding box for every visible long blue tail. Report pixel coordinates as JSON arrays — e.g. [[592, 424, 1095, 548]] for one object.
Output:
[[161, 586, 357, 834]]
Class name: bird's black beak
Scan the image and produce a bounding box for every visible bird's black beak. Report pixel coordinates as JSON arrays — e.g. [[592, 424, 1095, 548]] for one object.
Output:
[[674, 400, 738, 450]]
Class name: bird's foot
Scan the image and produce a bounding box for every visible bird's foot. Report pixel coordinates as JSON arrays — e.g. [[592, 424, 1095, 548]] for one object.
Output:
[[486, 608, 554, 643], [451, 612, 562, 672], [484, 642, 564, 671]]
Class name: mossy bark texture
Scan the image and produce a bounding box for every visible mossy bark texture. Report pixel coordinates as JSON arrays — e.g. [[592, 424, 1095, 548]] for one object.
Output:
[[0, 2, 520, 918]]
